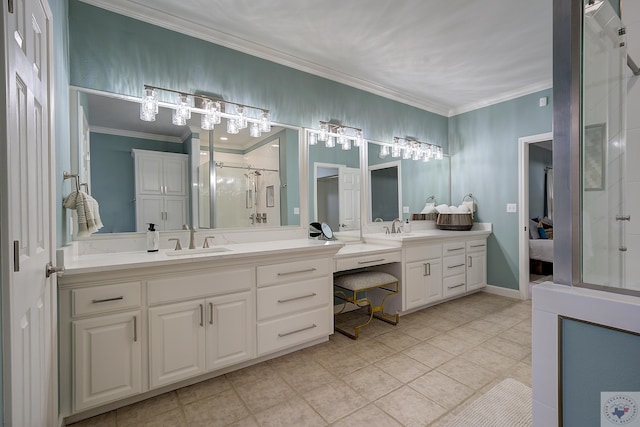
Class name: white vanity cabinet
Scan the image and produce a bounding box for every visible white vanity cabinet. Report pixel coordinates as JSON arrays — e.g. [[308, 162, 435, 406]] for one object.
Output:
[[442, 241, 468, 298], [61, 281, 143, 412], [147, 267, 255, 389], [133, 149, 188, 231], [466, 239, 487, 291], [404, 244, 443, 310]]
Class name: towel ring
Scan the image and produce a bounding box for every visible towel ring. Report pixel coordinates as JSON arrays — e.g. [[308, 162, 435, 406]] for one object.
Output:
[[426, 195, 436, 204], [63, 171, 80, 192], [462, 193, 474, 202]]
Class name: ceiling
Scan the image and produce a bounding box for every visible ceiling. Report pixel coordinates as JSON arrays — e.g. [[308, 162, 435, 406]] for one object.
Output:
[[82, 0, 553, 117]]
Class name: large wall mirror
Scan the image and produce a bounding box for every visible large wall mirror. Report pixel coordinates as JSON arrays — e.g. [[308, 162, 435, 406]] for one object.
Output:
[[367, 141, 451, 223], [69, 88, 301, 236], [307, 130, 361, 241]]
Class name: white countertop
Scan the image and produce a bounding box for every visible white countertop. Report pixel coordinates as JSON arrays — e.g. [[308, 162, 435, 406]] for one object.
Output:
[[363, 224, 492, 246], [60, 239, 344, 276]]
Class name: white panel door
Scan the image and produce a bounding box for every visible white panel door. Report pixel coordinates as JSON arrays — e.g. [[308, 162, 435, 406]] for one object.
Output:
[[3, 0, 55, 425], [163, 155, 188, 197], [148, 300, 206, 388], [164, 196, 188, 231], [73, 311, 142, 411], [467, 252, 487, 291], [206, 291, 255, 371], [135, 154, 164, 195], [136, 195, 163, 232], [338, 166, 361, 231], [405, 261, 428, 310]]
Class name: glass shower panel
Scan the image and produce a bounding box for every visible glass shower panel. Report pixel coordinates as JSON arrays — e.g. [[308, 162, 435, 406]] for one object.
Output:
[[581, 0, 627, 288]]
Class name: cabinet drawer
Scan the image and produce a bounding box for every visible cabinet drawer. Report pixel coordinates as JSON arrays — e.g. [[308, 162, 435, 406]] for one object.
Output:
[[405, 244, 442, 263], [257, 258, 330, 287], [72, 282, 141, 317], [443, 241, 466, 255], [257, 277, 330, 320], [257, 306, 332, 356], [147, 268, 253, 305], [335, 251, 401, 272], [443, 254, 466, 277], [466, 239, 487, 252], [443, 274, 466, 298]]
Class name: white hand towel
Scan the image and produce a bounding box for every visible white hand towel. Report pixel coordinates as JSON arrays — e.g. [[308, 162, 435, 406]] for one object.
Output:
[[457, 204, 470, 213], [436, 204, 451, 213], [63, 191, 104, 236], [462, 200, 475, 219], [421, 202, 436, 214]]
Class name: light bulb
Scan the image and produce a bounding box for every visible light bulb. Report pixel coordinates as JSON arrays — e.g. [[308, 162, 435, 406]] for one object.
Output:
[[379, 145, 389, 159], [227, 118, 239, 134], [140, 88, 158, 122], [260, 111, 271, 132], [318, 122, 328, 142], [308, 132, 318, 145], [249, 122, 261, 137]]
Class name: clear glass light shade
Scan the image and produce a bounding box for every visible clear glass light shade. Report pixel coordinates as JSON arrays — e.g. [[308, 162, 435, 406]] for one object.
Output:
[[436, 146, 443, 160], [172, 109, 187, 126], [379, 145, 389, 159], [140, 88, 158, 122], [341, 139, 352, 150], [260, 111, 271, 132], [402, 147, 412, 160], [391, 143, 402, 158], [318, 123, 328, 141], [325, 136, 336, 148], [175, 94, 191, 120], [308, 132, 318, 145], [227, 118, 239, 134], [355, 130, 364, 147], [249, 122, 261, 137], [235, 106, 248, 129], [201, 114, 215, 130], [336, 127, 346, 145]]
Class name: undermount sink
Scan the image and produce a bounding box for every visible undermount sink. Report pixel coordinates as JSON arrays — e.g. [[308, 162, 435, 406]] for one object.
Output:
[[165, 247, 231, 256]]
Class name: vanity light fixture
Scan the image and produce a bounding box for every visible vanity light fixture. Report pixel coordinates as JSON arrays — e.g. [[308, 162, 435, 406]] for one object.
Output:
[[308, 121, 364, 150], [390, 137, 444, 162], [139, 85, 271, 137]]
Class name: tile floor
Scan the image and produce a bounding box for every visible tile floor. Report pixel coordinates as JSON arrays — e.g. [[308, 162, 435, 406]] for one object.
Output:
[[69, 292, 532, 427]]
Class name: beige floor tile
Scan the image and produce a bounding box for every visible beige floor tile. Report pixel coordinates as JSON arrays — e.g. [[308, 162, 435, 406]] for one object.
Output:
[[458, 346, 519, 374], [409, 370, 474, 410], [116, 392, 179, 427], [303, 380, 368, 423], [234, 376, 296, 413], [427, 332, 476, 355], [417, 315, 459, 332], [253, 396, 326, 427], [436, 357, 497, 390], [67, 411, 116, 427], [464, 318, 510, 336], [176, 375, 232, 405], [403, 341, 455, 368], [275, 359, 335, 394], [183, 389, 250, 426], [375, 386, 447, 427], [140, 408, 186, 427], [374, 331, 421, 351], [224, 416, 260, 427], [481, 311, 524, 328], [225, 362, 279, 388], [332, 404, 403, 427], [343, 366, 403, 401], [375, 353, 431, 383], [500, 326, 532, 346], [400, 324, 441, 341], [447, 325, 492, 346], [481, 336, 531, 360], [349, 340, 399, 363], [512, 317, 532, 333], [315, 347, 370, 377], [508, 361, 533, 387]]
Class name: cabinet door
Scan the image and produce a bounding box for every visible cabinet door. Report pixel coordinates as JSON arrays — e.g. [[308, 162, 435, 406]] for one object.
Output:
[[206, 291, 255, 371], [136, 195, 163, 232], [467, 251, 487, 291], [164, 196, 188, 231], [135, 154, 164, 195], [163, 156, 188, 197], [149, 300, 206, 388], [73, 311, 141, 412], [405, 259, 442, 310]]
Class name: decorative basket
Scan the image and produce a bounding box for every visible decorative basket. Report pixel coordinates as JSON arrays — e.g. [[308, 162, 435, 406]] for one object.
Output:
[[436, 213, 473, 231]]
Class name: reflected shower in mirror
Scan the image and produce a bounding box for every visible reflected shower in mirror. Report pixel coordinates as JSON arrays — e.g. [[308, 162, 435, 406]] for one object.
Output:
[[308, 130, 361, 240], [367, 141, 451, 222], [70, 88, 301, 235]]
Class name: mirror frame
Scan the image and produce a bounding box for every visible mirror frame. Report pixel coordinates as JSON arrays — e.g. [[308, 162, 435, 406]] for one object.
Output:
[[68, 86, 307, 239]]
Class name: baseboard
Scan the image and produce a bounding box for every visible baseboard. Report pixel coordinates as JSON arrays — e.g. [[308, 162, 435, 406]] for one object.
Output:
[[483, 284, 523, 300]]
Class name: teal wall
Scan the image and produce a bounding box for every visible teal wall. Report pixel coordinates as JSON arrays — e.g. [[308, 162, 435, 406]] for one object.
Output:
[[449, 89, 553, 290], [281, 129, 300, 225], [529, 145, 553, 220], [562, 318, 640, 426], [90, 133, 187, 233]]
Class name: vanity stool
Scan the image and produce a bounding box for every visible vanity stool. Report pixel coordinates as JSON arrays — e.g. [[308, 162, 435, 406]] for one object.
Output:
[[333, 271, 399, 339]]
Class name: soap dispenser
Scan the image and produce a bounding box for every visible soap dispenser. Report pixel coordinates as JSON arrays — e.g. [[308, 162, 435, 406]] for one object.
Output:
[[147, 223, 159, 252]]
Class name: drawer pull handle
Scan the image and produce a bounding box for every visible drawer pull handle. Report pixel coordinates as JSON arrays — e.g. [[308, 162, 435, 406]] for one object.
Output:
[[199, 304, 204, 327], [278, 324, 317, 337], [448, 283, 465, 290], [470, 244, 486, 248], [278, 293, 317, 303], [423, 263, 431, 276], [357, 258, 385, 265], [92, 296, 124, 304], [209, 302, 214, 325], [448, 264, 465, 269], [277, 268, 316, 276], [447, 247, 464, 252], [133, 316, 137, 342]]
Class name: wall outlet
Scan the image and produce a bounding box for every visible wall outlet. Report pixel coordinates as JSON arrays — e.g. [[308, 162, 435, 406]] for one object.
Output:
[[507, 203, 517, 213], [293, 207, 299, 215], [539, 96, 548, 107], [403, 206, 409, 213]]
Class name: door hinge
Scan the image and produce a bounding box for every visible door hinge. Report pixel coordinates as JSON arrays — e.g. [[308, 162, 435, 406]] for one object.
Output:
[[8, 0, 14, 14]]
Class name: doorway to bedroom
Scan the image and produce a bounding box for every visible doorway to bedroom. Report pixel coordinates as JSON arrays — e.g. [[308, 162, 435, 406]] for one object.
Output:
[[518, 132, 553, 299]]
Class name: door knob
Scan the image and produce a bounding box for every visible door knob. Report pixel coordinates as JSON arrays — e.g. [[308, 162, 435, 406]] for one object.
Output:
[[46, 262, 65, 278]]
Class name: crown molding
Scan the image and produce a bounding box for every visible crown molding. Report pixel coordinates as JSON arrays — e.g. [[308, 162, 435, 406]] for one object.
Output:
[[79, 0, 452, 117], [90, 126, 183, 143], [448, 80, 553, 117]]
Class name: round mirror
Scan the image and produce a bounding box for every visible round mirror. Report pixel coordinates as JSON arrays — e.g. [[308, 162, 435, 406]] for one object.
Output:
[[309, 222, 322, 237], [321, 222, 334, 240]]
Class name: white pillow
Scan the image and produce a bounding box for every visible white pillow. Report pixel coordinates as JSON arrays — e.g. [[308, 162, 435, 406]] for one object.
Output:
[[530, 219, 540, 239]]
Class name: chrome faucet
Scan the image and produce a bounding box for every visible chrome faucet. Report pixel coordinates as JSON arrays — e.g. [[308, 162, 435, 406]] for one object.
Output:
[[391, 218, 403, 234], [183, 224, 196, 249]]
